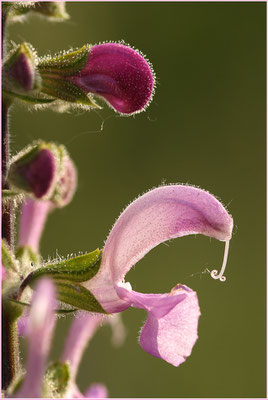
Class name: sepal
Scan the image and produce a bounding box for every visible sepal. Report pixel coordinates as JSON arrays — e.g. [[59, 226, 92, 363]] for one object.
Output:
[[43, 362, 71, 398], [2, 240, 21, 297], [22, 249, 102, 285], [38, 46, 101, 108], [38, 45, 91, 76], [32, 2, 69, 21], [16, 245, 41, 277], [2, 189, 25, 206], [5, 2, 69, 22], [54, 279, 107, 314]]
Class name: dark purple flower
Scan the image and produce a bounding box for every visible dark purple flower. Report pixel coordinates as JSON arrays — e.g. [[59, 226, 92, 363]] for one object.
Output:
[[9, 51, 35, 91], [69, 43, 155, 115], [8, 144, 57, 199]]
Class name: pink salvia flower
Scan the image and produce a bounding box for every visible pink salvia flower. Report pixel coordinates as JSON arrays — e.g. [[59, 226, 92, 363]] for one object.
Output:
[[15, 278, 56, 398], [18, 156, 77, 252], [18, 199, 53, 252], [85, 185, 233, 366], [61, 314, 103, 381], [61, 313, 111, 398], [69, 43, 155, 115]]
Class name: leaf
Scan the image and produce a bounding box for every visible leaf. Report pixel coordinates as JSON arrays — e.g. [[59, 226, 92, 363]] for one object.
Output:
[[54, 279, 107, 314]]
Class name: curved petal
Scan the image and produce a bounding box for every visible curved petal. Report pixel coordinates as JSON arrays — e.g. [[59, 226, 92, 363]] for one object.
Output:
[[89, 185, 233, 289], [70, 42, 155, 115], [116, 284, 200, 366]]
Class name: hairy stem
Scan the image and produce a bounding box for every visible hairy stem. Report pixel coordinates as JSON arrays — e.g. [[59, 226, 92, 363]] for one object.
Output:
[[2, 304, 20, 390], [2, 9, 19, 391], [2, 101, 14, 249]]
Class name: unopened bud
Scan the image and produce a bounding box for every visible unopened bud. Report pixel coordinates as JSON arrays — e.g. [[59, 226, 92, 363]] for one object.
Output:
[[38, 42, 155, 115], [8, 142, 58, 199], [32, 2, 69, 20], [5, 2, 69, 22], [50, 146, 77, 207], [3, 42, 39, 93], [8, 141, 77, 206]]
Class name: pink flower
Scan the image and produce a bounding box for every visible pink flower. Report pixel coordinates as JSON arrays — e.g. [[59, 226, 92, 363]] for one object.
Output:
[[69, 42, 155, 115], [61, 314, 108, 398], [84, 185, 233, 366], [15, 278, 56, 398], [18, 153, 77, 252]]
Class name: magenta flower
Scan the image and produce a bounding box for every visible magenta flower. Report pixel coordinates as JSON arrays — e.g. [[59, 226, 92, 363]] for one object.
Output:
[[68, 42, 155, 115], [84, 185, 233, 366], [15, 278, 56, 398]]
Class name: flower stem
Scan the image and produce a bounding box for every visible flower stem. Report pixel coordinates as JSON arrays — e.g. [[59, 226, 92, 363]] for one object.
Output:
[[2, 303, 20, 390], [2, 10, 20, 391], [2, 101, 14, 249]]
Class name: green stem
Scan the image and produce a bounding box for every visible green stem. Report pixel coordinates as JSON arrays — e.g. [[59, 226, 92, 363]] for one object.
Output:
[[2, 302, 21, 390], [2, 9, 19, 391]]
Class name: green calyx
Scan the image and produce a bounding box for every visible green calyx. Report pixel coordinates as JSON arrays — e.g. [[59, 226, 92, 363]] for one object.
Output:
[[40, 76, 100, 107], [38, 45, 101, 108], [3, 89, 55, 105], [4, 2, 69, 22], [16, 246, 41, 277], [2, 189, 25, 207], [38, 45, 91, 76], [23, 248, 102, 284], [54, 279, 107, 314], [18, 249, 107, 314], [2, 240, 21, 297], [43, 362, 71, 398]]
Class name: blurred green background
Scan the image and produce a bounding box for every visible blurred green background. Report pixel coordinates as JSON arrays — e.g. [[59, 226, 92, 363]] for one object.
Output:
[[8, 2, 266, 398]]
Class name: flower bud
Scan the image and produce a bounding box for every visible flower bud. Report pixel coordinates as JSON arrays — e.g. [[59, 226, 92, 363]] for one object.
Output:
[[38, 42, 155, 115], [3, 42, 39, 93], [50, 147, 77, 207], [32, 2, 69, 20], [8, 141, 77, 206], [8, 142, 58, 199], [5, 2, 69, 23]]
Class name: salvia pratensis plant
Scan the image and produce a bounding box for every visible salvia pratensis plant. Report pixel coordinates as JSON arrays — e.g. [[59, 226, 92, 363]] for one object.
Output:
[[1, 2, 234, 398]]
